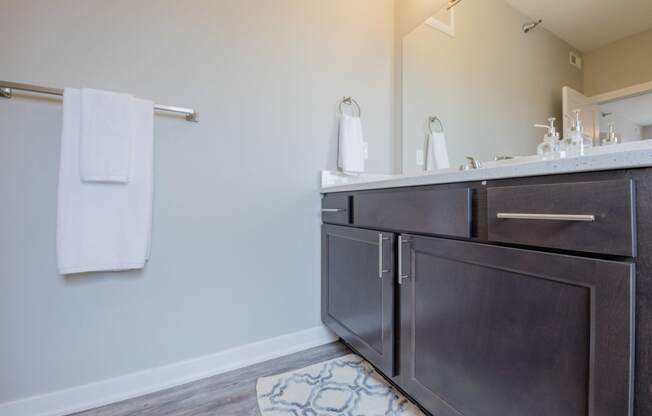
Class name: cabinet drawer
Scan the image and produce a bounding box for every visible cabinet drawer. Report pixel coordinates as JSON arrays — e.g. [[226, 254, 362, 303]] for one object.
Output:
[[487, 180, 635, 256], [354, 187, 471, 237], [321, 194, 351, 225]]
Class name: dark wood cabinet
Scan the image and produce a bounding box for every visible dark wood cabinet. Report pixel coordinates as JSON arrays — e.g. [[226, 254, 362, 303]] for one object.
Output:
[[321, 169, 649, 416], [398, 235, 635, 416], [321, 224, 395, 375]]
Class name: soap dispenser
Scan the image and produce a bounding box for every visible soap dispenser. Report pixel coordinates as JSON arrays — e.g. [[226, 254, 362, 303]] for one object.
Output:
[[602, 122, 621, 146], [534, 117, 560, 156], [561, 109, 593, 155]]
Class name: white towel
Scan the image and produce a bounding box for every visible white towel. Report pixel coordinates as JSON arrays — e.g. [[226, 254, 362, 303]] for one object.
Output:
[[80, 88, 134, 183], [425, 131, 450, 170], [338, 114, 366, 174], [57, 88, 154, 274]]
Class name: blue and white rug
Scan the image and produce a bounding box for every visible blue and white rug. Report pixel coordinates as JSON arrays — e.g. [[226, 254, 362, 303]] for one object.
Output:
[[256, 354, 424, 415]]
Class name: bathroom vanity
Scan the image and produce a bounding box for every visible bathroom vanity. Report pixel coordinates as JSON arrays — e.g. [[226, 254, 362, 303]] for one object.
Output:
[[323, 0, 652, 413], [320, 154, 652, 416]]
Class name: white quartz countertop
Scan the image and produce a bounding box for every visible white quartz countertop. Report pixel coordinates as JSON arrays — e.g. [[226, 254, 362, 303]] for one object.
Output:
[[321, 140, 652, 193]]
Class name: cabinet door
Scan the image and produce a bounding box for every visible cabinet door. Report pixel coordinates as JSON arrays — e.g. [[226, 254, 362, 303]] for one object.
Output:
[[322, 224, 395, 375], [398, 235, 634, 416]]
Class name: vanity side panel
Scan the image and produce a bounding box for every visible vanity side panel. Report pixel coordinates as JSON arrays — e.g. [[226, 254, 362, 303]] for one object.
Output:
[[631, 168, 652, 416]]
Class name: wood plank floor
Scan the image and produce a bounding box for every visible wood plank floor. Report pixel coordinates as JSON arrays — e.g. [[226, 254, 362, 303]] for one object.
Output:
[[70, 342, 350, 416]]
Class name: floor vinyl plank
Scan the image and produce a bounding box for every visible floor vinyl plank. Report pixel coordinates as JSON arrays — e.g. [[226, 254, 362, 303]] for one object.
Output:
[[69, 341, 349, 416]]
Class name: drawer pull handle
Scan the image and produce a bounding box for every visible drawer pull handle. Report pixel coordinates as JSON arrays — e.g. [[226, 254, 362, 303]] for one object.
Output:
[[497, 213, 595, 222], [378, 234, 390, 279], [321, 208, 347, 213]]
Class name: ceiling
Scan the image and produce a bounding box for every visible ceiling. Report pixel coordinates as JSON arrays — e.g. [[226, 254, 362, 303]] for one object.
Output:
[[601, 92, 652, 126], [506, 0, 652, 52]]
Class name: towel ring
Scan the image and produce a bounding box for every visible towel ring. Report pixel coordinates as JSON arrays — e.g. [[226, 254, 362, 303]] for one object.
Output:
[[339, 97, 361, 117], [428, 116, 444, 134]]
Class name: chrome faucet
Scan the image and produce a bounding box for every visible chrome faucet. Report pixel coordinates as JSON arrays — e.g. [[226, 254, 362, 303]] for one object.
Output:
[[460, 156, 482, 170]]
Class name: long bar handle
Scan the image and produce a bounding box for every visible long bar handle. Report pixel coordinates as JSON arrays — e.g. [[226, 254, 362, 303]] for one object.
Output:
[[321, 208, 346, 213], [497, 213, 595, 222], [378, 234, 390, 279], [398, 236, 409, 285]]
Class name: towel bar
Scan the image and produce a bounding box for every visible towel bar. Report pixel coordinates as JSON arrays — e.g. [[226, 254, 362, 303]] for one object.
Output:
[[0, 80, 199, 122]]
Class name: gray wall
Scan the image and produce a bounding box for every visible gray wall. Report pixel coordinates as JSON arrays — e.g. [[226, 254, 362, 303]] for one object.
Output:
[[0, 0, 394, 403], [401, 0, 583, 173]]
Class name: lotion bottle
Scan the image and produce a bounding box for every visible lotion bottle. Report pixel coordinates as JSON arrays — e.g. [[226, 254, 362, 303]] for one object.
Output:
[[534, 118, 560, 157], [602, 122, 621, 146], [561, 109, 593, 155]]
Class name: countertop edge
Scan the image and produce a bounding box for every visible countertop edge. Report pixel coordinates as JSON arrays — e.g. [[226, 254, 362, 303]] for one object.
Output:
[[321, 147, 652, 193]]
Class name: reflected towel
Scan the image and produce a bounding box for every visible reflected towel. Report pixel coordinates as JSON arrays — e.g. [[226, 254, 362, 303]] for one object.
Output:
[[57, 88, 154, 274]]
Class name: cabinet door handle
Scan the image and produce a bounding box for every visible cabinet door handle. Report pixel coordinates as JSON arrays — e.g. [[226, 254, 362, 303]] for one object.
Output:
[[497, 213, 595, 222], [378, 234, 390, 279], [398, 236, 409, 285], [321, 208, 346, 213]]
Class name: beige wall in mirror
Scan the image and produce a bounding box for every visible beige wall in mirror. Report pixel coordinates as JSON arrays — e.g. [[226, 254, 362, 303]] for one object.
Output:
[[399, 0, 652, 174], [585, 29, 652, 96]]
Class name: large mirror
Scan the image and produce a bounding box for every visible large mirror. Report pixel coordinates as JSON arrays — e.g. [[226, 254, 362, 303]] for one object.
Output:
[[401, 0, 652, 174]]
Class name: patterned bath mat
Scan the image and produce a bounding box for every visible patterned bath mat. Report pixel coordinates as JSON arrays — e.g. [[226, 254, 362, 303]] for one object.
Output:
[[256, 354, 424, 415]]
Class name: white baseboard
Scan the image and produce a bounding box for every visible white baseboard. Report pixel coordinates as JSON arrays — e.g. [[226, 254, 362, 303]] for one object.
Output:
[[0, 325, 337, 416]]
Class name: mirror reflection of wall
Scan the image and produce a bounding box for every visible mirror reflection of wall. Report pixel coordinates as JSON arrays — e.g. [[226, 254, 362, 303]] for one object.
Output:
[[600, 93, 652, 142], [401, 0, 652, 174]]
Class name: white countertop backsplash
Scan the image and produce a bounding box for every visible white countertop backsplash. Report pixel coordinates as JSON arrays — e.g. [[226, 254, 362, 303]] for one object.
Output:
[[321, 140, 652, 193]]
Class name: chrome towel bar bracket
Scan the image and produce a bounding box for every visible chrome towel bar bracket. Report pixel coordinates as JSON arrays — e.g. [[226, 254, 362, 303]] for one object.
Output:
[[338, 96, 361, 117], [428, 116, 444, 133]]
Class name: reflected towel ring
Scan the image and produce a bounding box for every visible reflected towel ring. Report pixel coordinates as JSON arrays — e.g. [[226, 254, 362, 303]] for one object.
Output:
[[428, 116, 444, 134], [339, 97, 361, 117]]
